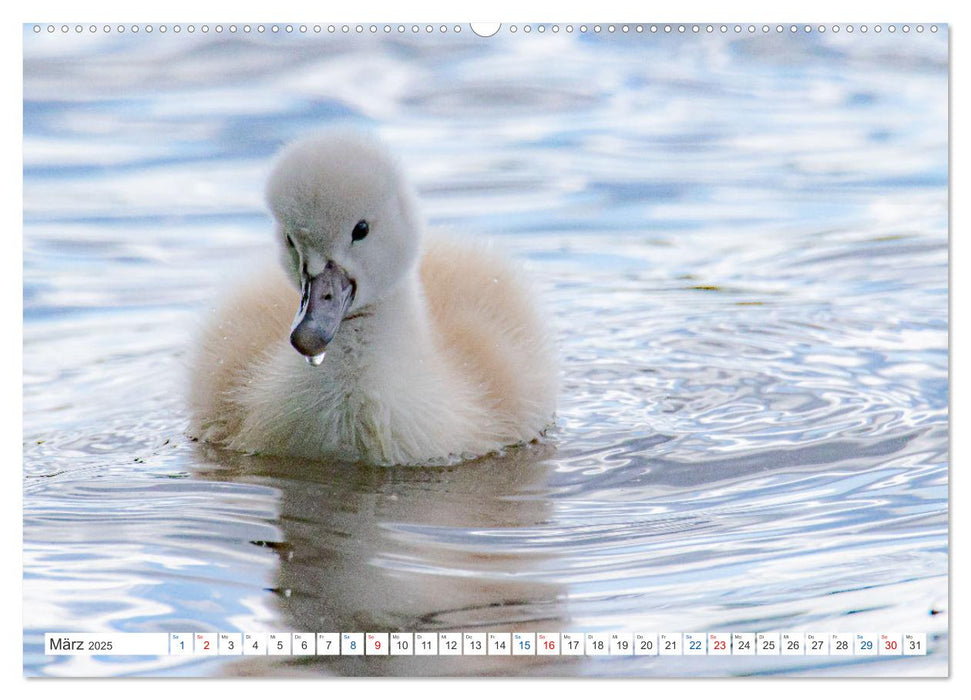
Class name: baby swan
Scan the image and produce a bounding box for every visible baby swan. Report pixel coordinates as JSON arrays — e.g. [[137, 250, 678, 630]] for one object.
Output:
[[188, 130, 557, 465]]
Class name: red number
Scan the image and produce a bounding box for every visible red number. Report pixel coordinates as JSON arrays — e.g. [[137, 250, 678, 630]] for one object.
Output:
[[885, 640, 897, 650], [374, 641, 381, 649], [714, 641, 726, 650], [203, 641, 210, 650], [545, 641, 556, 650]]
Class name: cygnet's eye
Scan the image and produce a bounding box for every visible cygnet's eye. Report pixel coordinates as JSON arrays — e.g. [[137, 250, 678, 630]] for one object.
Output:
[[351, 219, 370, 243]]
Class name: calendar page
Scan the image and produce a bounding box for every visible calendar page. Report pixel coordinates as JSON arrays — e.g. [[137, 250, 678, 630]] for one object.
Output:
[[21, 16, 948, 679]]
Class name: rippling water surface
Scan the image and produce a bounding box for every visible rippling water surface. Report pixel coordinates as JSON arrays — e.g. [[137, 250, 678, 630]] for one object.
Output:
[[23, 26, 948, 676]]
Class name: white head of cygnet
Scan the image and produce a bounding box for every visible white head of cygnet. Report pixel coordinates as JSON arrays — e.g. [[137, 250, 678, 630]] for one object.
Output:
[[265, 130, 422, 364]]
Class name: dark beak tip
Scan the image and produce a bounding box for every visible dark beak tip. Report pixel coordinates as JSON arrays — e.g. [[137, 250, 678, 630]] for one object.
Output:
[[289, 324, 329, 358]]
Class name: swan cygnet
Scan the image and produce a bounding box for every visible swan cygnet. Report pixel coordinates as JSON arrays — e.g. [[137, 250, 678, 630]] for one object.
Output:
[[188, 130, 558, 465]]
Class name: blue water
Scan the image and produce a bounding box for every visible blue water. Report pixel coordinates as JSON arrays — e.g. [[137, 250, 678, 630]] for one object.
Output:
[[23, 24, 948, 676]]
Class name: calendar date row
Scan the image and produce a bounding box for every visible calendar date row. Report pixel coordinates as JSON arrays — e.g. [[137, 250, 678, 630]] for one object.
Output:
[[47, 632, 928, 657]]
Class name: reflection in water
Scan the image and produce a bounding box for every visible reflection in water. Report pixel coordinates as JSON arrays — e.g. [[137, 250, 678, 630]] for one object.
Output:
[[192, 443, 577, 675]]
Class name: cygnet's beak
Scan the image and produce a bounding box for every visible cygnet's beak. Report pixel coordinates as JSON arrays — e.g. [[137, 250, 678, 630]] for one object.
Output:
[[290, 261, 356, 365]]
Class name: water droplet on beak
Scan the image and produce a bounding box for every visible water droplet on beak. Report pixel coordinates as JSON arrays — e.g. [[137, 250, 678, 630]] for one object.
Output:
[[307, 351, 326, 366]]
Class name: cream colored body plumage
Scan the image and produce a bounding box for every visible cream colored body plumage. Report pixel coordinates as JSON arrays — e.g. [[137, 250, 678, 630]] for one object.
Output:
[[188, 130, 557, 465]]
